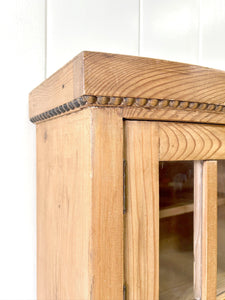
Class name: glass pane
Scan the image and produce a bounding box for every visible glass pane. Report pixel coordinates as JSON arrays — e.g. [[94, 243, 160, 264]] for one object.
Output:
[[218, 161, 225, 296], [159, 161, 194, 299]]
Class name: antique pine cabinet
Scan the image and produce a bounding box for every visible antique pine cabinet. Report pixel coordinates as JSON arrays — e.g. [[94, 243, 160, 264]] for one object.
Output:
[[29, 52, 225, 300]]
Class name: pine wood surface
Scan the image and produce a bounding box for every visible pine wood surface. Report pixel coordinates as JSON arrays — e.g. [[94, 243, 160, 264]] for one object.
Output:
[[160, 198, 225, 219], [36, 110, 92, 299], [30, 53, 84, 119], [159, 249, 225, 299], [194, 161, 203, 300], [37, 108, 124, 300], [217, 293, 225, 300], [29, 51, 225, 120], [202, 161, 218, 300], [34, 102, 225, 299], [83, 52, 225, 104], [159, 204, 225, 300], [124, 121, 159, 300], [91, 108, 124, 300], [159, 122, 225, 161], [122, 106, 225, 125]]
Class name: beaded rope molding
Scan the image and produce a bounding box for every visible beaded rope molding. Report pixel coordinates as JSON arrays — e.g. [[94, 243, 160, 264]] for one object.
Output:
[[30, 95, 225, 123]]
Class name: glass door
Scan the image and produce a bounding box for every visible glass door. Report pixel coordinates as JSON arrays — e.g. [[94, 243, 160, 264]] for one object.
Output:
[[159, 161, 194, 299], [124, 120, 225, 300]]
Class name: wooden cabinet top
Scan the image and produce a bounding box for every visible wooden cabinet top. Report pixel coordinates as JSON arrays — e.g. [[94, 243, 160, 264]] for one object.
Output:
[[29, 51, 225, 125]]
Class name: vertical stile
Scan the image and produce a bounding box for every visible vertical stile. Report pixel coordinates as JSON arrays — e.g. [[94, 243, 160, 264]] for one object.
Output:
[[194, 161, 203, 300], [123, 159, 127, 214], [194, 160, 217, 300], [124, 121, 159, 300], [91, 108, 124, 300], [202, 161, 217, 300]]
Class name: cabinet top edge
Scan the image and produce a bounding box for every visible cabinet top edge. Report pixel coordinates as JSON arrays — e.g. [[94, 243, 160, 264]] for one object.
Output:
[[29, 51, 225, 124]]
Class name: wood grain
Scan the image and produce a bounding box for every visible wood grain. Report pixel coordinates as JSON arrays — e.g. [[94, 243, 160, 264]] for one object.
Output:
[[36, 110, 92, 299], [30, 98, 225, 125], [160, 202, 194, 219], [122, 106, 225, 125], [202, 161, 217, 300], [194, 161, 203, 300], [84, 52, 225, 104], [91, 108, 124, 300], [37, 108, 124, 300], [30, 51, 225, 120], [217, 293, 225, 300], [158, 249, 225, 299], [124, 121, 159, 300], [159, 122, 225, 161], [160, 197, 225, 219], [29, 52, 84, 118]]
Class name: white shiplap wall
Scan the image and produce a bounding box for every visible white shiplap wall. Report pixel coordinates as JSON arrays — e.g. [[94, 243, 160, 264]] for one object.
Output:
[[140, 0, 200, 64], [0, 1, 45, 299], [0, 0, 225, 299], [47, 0, 225, 76], [199, 0, 225, 70], [46, 0, 140, 76], [140, 0, 225, 70]]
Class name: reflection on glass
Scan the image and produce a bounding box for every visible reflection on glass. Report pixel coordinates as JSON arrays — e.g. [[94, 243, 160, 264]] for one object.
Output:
[[217, 161, 225, 296], [159, 161, 193, 299]]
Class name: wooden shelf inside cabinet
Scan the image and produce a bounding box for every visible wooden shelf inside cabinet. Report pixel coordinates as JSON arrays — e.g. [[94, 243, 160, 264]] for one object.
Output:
[[29, 51, 225, 300], [160, 253, 225, 299], [160, 197, 225, 219], [159, 269, 225, 300], [217, 292, 225, 300]]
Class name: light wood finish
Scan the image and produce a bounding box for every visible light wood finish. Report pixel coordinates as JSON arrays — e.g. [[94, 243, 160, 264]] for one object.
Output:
[[124, 121, 159, 300], [83, 52, 225, 104], [37, 108, 123, 300], [30, 53, 84, 118], [160, 202, 193, 218], [217, 293, 225, 300], [194, 161, 203, 300], [30, 95, 225, 125], [122, 106, 225, 125], [202, 161, 218, 300], [160, 197, 225, 219], [159, 122, 225, 161], [37, 110, 92, 299], [30, 51, 225, 300], [159, 249, 225, 299], [30, 51, 225, 120], [91, 108, 124, 300]]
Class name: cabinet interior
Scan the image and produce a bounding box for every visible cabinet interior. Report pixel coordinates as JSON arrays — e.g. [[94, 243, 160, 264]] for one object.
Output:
[[159, 161, 225, 299]]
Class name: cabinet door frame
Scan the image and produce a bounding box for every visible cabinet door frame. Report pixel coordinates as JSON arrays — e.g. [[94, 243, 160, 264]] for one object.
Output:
[[124, 120, 222, 300]]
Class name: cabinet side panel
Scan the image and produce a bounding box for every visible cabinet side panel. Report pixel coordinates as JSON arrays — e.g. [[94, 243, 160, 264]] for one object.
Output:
[[91, 108, 124, 300], [36, 110, 92, 299], [124, 121, 159, 299]]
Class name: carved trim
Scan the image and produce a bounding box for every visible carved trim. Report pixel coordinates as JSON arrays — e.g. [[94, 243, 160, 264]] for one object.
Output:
[[30, 95, 225, 123]]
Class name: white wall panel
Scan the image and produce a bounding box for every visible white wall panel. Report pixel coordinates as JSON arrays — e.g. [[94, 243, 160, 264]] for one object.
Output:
[[140, 0, 200, 64], [47, 0, 139, 76], [199, 0, 225, 70], [0, 1, 45, 299]]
